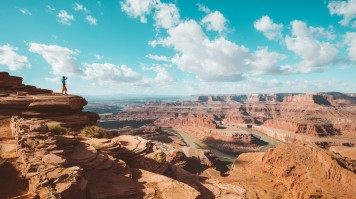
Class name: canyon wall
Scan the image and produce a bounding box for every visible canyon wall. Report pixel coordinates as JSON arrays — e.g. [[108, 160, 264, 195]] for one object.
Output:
[[230, 142, 356, 198], [0, 72, 246, 198], [195, 92, 356, 106]]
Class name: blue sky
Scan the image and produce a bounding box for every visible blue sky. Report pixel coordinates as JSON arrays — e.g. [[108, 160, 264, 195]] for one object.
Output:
[[0, 0, 355, 95]]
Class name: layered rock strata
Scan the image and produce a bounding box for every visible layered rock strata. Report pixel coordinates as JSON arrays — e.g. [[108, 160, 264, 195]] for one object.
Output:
[[0, 72, 247, 198], [10, 117, 246, 198], [229, 142, 356, 198]]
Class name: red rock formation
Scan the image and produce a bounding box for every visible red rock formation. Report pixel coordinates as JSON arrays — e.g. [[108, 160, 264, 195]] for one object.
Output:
[[9, 116, 246, 198], [0, 72, 98, 124], [195, 93, 288, 104], [283, 92, 356, 106], [0, 73, 247, 198], [229, 142, 356, 198]]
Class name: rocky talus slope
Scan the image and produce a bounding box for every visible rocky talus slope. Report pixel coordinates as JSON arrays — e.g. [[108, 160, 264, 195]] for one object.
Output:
[[0, 72, 246, 199]]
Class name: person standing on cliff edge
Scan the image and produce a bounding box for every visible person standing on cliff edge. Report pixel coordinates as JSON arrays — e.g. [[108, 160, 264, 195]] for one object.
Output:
[[62, 76, 68, 95]]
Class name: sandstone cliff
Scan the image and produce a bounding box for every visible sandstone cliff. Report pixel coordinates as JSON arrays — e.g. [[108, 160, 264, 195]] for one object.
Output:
[[0, 72, 246, 198], [229, 142, 356, 198]]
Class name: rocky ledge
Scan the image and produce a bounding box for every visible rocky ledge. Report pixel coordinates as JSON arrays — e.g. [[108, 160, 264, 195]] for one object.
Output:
[[0, 72, 246, 198]]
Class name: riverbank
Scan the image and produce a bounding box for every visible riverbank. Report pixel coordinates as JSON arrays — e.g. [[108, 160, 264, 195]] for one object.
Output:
[[162, 125, 284, 164]]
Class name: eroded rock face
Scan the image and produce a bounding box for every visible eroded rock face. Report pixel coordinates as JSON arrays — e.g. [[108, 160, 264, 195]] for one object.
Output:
[[229, 142, 356, 198], [194, 92, 356, 106], [110, 92, 355, 142], [0, 73, 98, 160], [195, 93, 289, 104], [10, 117, 246, 199], [0, 72, 98, 128], [224, 103, 356, 137]]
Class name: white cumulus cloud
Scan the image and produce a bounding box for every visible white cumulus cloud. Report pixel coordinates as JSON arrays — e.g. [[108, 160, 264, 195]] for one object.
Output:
[[121, 0, 155, 23], [29, 42, 81, 76], [247, 47, 286, 75], [344, 32, 356, 61], [86, 15, 97, 25], [254, 15, 283, 40], [150, 20, 250, 82], [57, 10, 74, 25], [201, 11, 227, 33], [0, 44, 31, 71], [328, 0, 356, 27], [283, 20, 338, 73], [83, 63, 143, 85], [153, 2, 180, 29], [146, 54, 170, 62], [45, 76, 61, 84], [143, 65, 173, 83]]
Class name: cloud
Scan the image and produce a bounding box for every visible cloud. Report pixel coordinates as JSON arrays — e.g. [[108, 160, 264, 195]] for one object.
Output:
[[283, 20, 338, 73], [150, 20, 250, 82], [344, 32, 356, 61], [94, 54, 104, 60], [184, 77, 355, 94], [247, 47, 286, 75], [197, 3, 210, 13], [45, 76, 61, 84], [0, 44, 31, 71], [254, 15, 283, 40], [146, 54, 170, 62], [121, 0, 155, 23], [309, 26, 336, 40], [29, 42, 81, 76], [153, 2, 180, 29], [83, 63, 143, 85], [46, 5, 55, 12], [73, 2, 90, 13], [142, 65, 173, 83], [201, 11, 227, 33], [86, 15, 97, 25], [328, 0, 356, 27], [19, 8, 32, 16], [57, 10, 74, 25]]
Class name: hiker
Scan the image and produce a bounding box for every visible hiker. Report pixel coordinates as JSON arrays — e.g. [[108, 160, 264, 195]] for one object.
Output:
[[62, 76, 68, 95]]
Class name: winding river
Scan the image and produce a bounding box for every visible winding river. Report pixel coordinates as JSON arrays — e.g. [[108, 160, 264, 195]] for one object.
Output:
[[164, 125, 284, 162]]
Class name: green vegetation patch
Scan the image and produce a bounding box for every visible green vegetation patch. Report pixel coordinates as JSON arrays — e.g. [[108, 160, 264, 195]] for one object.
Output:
[[154, 153, 164, 164], [47, 122, 69, 135], [80, 125, 109, 138]]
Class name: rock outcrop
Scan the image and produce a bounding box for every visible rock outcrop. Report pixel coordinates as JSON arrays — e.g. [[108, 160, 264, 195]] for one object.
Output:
[[9, 116, 246, 198], [0, 72, 247, 198], [195, 93, 289, 104], [194, 92, 356, 106], [154, 114, 264, 153], [229, 142, 356, 198], [0, 72, 98, 160]]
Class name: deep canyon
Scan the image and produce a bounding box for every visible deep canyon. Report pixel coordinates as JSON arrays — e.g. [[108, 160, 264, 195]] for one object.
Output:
[[1, 72, 356, 199]]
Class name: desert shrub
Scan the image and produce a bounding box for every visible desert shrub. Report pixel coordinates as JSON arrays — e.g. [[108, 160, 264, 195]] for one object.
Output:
[[154, 153, 164, 164], [80, 126, 108, 138], [47, 122, 68, 135]]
